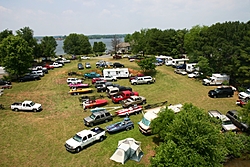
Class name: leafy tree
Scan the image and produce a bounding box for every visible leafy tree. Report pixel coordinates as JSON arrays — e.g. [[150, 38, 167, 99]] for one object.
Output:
[[239, 102, 250, 127], [130, 29, 147, 56], [63, 33, 92, 55], [136, 57, 156, 72], [0, 35, 33, 78], [0, 29, 13, 43], [40, 36, 57, 58], [111, 35, 120, 53], [150, 103, 227, 167], [93, 41, 106, 54], [16, 27, 37, 50], [124, 34, 132, 42]]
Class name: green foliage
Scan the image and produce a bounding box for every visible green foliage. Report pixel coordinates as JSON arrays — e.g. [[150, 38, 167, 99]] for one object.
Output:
[[0, 29, 13, 43], [16, 27, 36, 49], [0, 35, 33, 77], [239, 102, 250, 127], [136, 57, 156, 72], [151, 103, 227, 167], [40, 36, 57, 58], [93, 41, 106, 53], [63, 33, 92, 55]]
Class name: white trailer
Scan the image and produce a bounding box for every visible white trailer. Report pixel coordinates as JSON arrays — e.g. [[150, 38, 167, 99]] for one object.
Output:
[[103, 68, 129, 78], [171, 58, 189, 67], [203, 74, 230, 86], [186, 63, 198, 73]]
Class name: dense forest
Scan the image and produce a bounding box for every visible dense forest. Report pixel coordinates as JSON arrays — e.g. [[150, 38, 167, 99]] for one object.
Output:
[[125, 21, 250, 88]]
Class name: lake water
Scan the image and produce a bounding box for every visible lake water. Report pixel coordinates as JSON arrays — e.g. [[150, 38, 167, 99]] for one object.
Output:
[[56, 38, 124, 55]]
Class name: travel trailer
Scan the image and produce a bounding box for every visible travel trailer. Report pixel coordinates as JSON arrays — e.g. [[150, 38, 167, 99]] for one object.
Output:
[[103, 68, 129, 78], [138, 104, 183, 134], [171, 58, 189, 67], [203, 74, 230, 86], [186, 63, 199, 73]]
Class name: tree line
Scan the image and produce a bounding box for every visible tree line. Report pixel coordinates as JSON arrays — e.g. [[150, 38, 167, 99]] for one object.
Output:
[[125, 21, 250, 88]]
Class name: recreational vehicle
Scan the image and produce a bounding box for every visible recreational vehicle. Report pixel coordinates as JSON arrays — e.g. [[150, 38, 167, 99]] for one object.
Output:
[[171, 58, 189, 67], [103, 68, 129, 78], [138, 104, 183, 134], [186, 63, 199, 73], [203, 74, 230, 86]]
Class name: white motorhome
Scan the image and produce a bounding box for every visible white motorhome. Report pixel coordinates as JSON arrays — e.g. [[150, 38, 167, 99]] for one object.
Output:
[[186, 63, 199, 73], [138, 104, 183, 134], [103, 68, 129, 78], [171, 58, 189, 67], [203, 74, 230, 86], [155, 55, 172, 64]]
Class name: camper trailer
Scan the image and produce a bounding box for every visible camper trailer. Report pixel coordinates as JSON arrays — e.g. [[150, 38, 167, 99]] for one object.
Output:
[[186, 63, 198, 73], [203, 74, 230, 86], [138, 104, 183, 134], [171, 59, 189, 67], [103, 68, 129, 78], [155, 55, 172, 64]]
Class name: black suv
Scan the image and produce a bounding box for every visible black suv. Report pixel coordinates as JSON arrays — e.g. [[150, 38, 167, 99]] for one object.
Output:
[[78, 63, 84, 70], [19, 75, 41, 82], [0, 79, 11, 86], [226, 110, 249, 132], [113, 62, 125, 68], [208, 86, 234, 98]]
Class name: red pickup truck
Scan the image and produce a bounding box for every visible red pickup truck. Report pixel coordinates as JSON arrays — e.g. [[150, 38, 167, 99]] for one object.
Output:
[[111, 90, 139, 104]]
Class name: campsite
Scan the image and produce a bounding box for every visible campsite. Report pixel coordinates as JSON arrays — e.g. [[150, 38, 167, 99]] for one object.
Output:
[[0, 56, 245, 167]]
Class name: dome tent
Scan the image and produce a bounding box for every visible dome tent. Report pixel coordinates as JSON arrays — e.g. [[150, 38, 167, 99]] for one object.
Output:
[[110, 138, 143, 164]]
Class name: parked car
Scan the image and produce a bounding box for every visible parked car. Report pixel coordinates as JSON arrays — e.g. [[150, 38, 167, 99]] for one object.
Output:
[[67, 78, 83, 84], [113, 54, 122, 59], [238, 90, 250, 100], [111, 90, 139, 104], [129, 74, 144, 81], [50, 62, 63, 68], [121, 95, 146, 108], [43, 64, 54, 70], [92, 78, 106, 84], [81, 56, 90, 60], [19, 75, 41, 82], [174, 69, 187, 75], [11, 100, 42, 112], [236, 98, 249, 107], [83, 109, 113, 126], [85, 62, 91, 68], [84, 72, 101, 79], [208, 86, 234, 98], [31, 70, 44, 77], [68, 88, 93, 95], [82, 99, 108, 109], [188, 71, 203, 78], [130, 76, 155, 85], [226, 110, 249, 132], [0, 79, 11, 86], [78, 63, 84, 70], [99, 76, 117, 82], [106, 118, 134, 133], [64, 127, 106, 153], [113, 62, 125, 68]]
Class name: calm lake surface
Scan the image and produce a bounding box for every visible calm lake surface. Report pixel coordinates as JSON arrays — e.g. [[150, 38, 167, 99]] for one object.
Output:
[[56, 38, 124, 55]]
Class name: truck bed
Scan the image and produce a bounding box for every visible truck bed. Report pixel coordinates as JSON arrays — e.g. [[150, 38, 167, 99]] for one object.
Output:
[[90, 127, 105, 134], [11, 102, 22, 106]]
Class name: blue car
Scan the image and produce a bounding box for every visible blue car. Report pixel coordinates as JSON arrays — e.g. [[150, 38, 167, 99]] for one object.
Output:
[[106, 118, 134, 133], [84, 72, 101, 79]]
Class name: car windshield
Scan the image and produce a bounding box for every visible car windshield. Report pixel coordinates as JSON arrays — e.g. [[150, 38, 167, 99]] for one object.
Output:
[[245, 90, 250, 95], [89, 114, 96, 119], [222, 120, 233, 125], [30, 102, 35, 106], [73, 134, 82, 142], [214, 88, 220, 93], [141, 117, 151, 126]]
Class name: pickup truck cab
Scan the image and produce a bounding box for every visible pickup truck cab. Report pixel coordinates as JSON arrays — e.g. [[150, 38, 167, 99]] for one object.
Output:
[[99, 76, 117, 82], [11, 100, 42, 112], [111, 90, 139, 104], [65, 127, 105, 153], [130, 76, 155, 85], [51, 62, 63, 68], [67, 78, 83, 84]]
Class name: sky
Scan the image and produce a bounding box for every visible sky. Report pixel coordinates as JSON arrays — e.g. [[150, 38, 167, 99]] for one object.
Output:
[[0, 0, 250, 36]]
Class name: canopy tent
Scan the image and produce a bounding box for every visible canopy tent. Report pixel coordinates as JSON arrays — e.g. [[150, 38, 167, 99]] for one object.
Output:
[[110, 138, 143, 164]]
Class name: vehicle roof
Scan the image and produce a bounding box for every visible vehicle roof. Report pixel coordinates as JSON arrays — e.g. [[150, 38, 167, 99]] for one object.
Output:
[[208, 110, 222, 117], [144, 106, 165, 120], [92, 110, 110, 115], [76, 129, 95, 137]]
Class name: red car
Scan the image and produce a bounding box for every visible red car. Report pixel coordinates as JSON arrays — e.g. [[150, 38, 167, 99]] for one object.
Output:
[[43, 64, 54, 70], [92, 78, 106, 84], [113, 54, 122, 59], [236, 99, 249, 107], [111, 90, 139, 104], [129, 74, 144, 81]]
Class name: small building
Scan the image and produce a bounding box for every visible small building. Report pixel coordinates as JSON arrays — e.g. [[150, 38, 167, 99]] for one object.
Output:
[[116, 42, 131, 53]]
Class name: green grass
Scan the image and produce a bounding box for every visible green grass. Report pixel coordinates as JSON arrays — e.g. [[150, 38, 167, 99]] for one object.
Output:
[[0, 57, 241, 167]]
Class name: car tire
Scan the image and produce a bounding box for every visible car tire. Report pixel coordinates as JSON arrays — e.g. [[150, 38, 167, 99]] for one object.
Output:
[[213, 95, 217, 98], [89, 123, 93, 127], [241, 127, 246, 132], [133, 82, 137, 85], [147, 81, 150, 84], [142, 101, 146, 104], [99, 136, 104, 142], [126, 127, 130, 131], [33, 109, 37, 112], [105, 119, 109, 123], [14, 108, 19, 112], [76, 147, 81, 153]]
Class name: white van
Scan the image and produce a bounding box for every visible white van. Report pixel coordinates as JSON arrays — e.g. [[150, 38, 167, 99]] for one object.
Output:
[[171, 59, 189, 67]]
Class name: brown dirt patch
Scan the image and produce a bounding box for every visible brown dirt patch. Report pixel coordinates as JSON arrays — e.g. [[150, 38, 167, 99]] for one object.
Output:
[[141, 144, 156, 164]]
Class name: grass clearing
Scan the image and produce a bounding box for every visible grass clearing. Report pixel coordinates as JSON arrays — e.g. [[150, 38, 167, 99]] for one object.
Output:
[[0, 57, 241, 167]]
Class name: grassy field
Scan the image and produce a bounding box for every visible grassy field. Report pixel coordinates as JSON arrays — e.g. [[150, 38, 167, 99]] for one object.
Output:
[[0, 56, 241, 167]]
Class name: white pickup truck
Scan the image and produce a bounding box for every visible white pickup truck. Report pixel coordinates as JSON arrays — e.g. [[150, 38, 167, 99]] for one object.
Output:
[[208, 110, 238, 132], [65, 127, 106, 153], [10, 100, 42, 112]]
